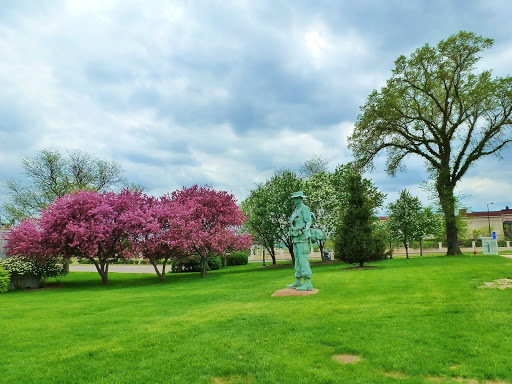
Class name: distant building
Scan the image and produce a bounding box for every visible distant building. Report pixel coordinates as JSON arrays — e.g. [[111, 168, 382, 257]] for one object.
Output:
[[461, 207, 512, 240]]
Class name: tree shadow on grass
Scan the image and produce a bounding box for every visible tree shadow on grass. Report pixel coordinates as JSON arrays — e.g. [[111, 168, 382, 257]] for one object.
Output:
[[57, 270, 221, 291]]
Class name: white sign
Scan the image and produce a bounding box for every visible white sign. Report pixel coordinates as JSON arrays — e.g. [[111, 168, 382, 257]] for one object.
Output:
[[481, 237, 498, 255]]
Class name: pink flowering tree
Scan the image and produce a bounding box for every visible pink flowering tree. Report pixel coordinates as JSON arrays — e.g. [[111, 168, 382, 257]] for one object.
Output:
[[6, 217, 47, 262], [171, 186, 252, 278], [39, 190, 138, 284], [126, 194, 191, 281]]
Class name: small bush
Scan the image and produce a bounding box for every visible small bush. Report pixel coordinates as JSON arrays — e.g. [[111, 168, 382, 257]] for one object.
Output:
[[172, 255, 223, 273], [207, 255, 223, 270], [226, 252, 248, 266], [78, 258, 94, 264], [39, 258, 68, 282], [0, 265, 10, 293], [0, 255, 40, 277], [0, 256, 67, 288]]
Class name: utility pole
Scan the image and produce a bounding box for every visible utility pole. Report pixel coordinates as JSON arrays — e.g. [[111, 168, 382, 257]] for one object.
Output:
[[487, 202, 494, 237]]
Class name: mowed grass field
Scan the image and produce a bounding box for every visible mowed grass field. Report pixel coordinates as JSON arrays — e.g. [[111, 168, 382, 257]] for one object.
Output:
[[1, 254, 512, 384]]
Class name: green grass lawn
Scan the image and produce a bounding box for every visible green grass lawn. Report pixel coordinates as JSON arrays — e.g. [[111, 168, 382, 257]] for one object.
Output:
[[2, 254, 512, 384]]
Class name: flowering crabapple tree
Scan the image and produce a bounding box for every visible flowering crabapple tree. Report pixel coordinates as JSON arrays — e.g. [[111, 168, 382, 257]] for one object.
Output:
[[6, 217, 47, 262], [171, 185, 252, 278], [126, 194, 192, 281], [39, 190, 138, 284]]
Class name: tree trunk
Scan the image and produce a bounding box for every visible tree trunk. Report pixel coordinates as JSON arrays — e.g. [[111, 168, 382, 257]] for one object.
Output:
[[403, 240, 409, 259], [270, 247, 276, 265], [162, 257, 170, 278], [318, 240, 324, 260], [420, 238, 423, 256], [437, 178, 462, 255], [200, 257, 208, 278], [63, 257, 70, 273], [92, 258, 109, 285], [265, 246, 277, 265], [389, 241, 393, 259], [149, 257, 165, 281]]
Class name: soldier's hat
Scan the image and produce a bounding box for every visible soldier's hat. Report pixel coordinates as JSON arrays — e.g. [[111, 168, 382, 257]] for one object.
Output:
[[290, 191, 306, 199]]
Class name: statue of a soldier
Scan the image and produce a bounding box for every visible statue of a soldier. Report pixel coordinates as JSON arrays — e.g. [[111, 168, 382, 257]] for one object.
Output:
[[286, 191, 313, 291]]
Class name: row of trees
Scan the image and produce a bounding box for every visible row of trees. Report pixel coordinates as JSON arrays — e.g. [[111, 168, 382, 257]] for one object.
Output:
[[242, 160, 387, 266], [242, 157, 449, 266], [6, 186, 252, 284]]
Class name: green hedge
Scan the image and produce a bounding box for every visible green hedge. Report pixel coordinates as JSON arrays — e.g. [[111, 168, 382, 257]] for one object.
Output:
[[226, 252, 248, 266], [171, 255, 223, 273], [0, 265, 10, 293]]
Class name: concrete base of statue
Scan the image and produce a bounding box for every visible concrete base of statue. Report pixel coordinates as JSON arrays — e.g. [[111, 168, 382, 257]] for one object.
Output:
[[271, 288, 319, 297]]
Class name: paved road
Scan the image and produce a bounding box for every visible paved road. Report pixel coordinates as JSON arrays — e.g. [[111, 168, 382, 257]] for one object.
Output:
[[70, 264, 162, 273]]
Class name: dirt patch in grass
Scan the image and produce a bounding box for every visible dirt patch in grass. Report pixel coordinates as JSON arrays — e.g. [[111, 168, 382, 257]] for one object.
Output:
[[480, 279, 512, 289], [383, 371, 408, 379], [332, 354, 362, 364], [212, 375, 253, 384], [453, 378, 478, 384], [341, 266, 379, 271], [425, 377, 443, 383], [271, 288, 319, 297], [426, 377, 479, 384]]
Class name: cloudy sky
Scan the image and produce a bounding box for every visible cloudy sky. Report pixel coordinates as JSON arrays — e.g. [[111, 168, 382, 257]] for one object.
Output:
[[1, 0, 511, 214]]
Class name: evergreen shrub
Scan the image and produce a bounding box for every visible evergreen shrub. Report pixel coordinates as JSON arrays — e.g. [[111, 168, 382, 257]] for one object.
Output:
[[226, 252, 248, 266]]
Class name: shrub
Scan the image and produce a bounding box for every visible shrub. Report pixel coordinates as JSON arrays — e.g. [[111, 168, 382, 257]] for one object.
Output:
[[78, 258, 95, 264], [39, 259, 68, 282], [0, 256, 40, 277], [0, 256, 67, 284], [172, 255, 223, 273], [0, 265, 10, 293], [226, 252, 248, 266]]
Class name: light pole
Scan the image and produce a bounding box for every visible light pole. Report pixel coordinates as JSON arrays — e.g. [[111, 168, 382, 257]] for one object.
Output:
[[487, 202, 494, 237]]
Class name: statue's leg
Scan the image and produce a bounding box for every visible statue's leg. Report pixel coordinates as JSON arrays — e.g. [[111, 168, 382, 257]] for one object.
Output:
[[296, 243, 313, 291], [286, 242, 303, 288], [293, 242, 302, 278]]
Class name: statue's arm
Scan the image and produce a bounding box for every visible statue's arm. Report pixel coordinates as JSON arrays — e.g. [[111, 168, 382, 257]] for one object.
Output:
[[303, 206, 312, 234]]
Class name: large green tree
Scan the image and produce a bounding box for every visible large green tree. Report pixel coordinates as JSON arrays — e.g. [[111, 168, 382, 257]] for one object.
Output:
[[349, 31, 512, 255], [2, 149, 132, 223]]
